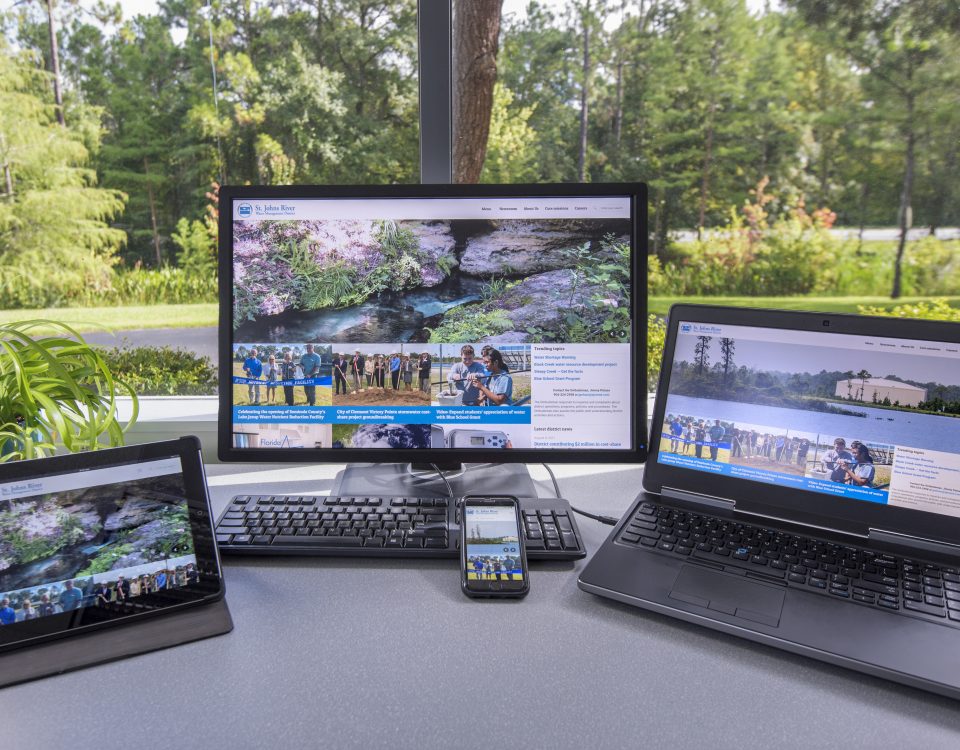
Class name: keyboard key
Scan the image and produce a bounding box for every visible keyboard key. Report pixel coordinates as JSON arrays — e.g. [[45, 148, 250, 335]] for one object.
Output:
[[829, 588, 850, 598], [788, 573, 806, 584], [215, 534, 233, 544], [878, 599, 899, 610], [904, 600, 946, 617], [808, 579, 827, 589], [853, 593, 874, 603]]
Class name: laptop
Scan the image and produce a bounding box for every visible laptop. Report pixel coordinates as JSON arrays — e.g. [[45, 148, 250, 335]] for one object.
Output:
[[579, 304, 960, 699]]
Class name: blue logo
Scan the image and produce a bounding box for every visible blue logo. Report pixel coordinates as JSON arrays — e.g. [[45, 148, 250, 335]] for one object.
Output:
[[238, 203, 253, 218], [680, 324, 692, 333]]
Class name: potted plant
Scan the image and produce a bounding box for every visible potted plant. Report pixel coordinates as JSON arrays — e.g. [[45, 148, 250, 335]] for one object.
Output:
[[0, 320, 138, 460]]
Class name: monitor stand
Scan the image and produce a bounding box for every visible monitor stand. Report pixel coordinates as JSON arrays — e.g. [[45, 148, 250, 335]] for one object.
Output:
[[329, 462, 539, 499]]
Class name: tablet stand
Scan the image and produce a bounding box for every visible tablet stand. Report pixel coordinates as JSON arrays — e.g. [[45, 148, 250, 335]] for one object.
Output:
[[0, 598, 233, 689]]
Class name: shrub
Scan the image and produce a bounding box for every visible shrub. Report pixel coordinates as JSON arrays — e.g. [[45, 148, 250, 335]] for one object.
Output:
[[647, 314, 666, 390], [171, 218, 217, 278], [859, 298, 960, 322], [105, 266, 218, 306], [98, 344, 218, 396]]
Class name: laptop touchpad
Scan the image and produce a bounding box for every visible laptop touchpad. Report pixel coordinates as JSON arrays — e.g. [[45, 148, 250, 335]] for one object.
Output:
[[669, 566, 784, 628]]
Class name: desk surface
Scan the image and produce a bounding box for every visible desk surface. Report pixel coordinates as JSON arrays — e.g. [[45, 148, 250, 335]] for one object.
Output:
[[6, 463, 960, 749]]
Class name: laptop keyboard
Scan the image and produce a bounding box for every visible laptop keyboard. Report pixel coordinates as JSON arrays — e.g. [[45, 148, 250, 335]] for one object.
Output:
[[619, 502, 960, 625]]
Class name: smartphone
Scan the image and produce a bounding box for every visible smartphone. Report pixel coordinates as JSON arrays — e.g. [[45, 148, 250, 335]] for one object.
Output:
[[460, 496, 529, 598]]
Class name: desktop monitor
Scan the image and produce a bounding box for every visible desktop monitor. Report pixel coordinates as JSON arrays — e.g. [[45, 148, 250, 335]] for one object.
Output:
[[217, 183, 647, 474]]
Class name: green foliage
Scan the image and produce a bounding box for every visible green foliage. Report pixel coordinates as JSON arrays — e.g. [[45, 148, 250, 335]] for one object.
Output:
[[283, 237, 357, 310], [77, 543, 135, 577], [859, 298, 960, 322], [155, 504, 194, 557], [426, 305, 515, 344], [435, 254, 457, 277], [171, 219, 216, 278], [550, 237, 631, 344], [105, 266, 218, 306], [0, 320, 137, 460], [0, 40, 126, 310], [1, 527, 60, 565], [480, 83, 539, 183], [97, 345, 218, 396], [647, 314, 666, 391]]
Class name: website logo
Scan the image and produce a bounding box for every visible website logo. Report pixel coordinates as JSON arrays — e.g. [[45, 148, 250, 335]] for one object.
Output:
[[237, 203, 253, 218], [680, 324, 692, 333]]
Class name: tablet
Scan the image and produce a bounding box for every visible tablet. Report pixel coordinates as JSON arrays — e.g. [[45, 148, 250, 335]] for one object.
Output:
[[0, 437, 224, 652]]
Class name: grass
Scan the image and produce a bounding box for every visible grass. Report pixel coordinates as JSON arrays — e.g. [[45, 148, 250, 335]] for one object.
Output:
[[0, 303, 218, 332], [2, 294, 959, 333], [647, 295, 960, 317]]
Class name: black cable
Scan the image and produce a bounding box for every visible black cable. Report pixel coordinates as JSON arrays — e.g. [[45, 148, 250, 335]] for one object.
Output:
[[429, 463, 455, 499], [541, 463, 618, 526]]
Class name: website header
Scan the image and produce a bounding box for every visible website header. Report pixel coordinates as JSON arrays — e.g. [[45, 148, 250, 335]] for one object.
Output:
[[677, 321, 960, 361], [232, 196, 631, 221], [0, 457, 183, 502]]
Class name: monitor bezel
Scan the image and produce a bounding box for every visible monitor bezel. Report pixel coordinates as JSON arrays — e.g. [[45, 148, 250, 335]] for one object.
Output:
[[218, 182, 647, 465], [644, 304, 960, 543]]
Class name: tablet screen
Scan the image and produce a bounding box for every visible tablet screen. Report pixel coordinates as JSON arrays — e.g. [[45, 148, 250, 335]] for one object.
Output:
[[0, 446, 218, 643]]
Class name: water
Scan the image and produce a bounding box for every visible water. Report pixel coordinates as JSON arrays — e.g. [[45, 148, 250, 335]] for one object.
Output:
[[235, 276, 486, 344], [665, 394, 958, 452]]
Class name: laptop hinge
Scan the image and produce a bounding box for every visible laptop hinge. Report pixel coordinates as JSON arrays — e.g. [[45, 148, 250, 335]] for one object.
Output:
[[661, 487, 736, 512], [868, 528, 960, 558]]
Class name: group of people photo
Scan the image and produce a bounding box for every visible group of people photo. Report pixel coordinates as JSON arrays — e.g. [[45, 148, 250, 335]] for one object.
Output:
[[465, 555, 524, 581], [331, 350, 433, 405], [0, 563, 200, 625], [661, 410, 894, 490], [234, 343, 331, 407], [809, 437, 893, 490], [442, 345, 517, 407], [725, 427, 814, 477], [661, 415, 731, 462]]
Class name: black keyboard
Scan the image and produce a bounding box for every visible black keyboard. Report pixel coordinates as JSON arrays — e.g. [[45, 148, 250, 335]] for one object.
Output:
[[619, 501, 960, 625], [215, 495, 586, 560]]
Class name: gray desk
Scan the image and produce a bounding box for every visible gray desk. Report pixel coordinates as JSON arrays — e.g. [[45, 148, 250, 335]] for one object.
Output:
[[5, 463, 960, 749]]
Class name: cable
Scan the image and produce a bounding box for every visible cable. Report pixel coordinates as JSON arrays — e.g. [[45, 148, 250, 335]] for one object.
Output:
[[429, 463, 455, 500], [541, 463, 618, 526]]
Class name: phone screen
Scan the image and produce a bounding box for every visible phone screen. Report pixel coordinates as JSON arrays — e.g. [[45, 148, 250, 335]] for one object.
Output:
[[463, 503, 525, 584]]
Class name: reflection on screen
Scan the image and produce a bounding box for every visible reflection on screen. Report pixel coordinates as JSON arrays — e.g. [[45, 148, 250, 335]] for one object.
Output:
[[464, 505, 523, 582]]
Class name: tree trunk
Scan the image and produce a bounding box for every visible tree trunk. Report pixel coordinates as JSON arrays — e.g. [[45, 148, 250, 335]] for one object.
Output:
[[857, 181, 869, 253], [697, 41, 720, 239], [613, 55, 623, 171], [452, 0, 502, 184], [577, 1, 591, 182], [3, 164, 12, 199], [45, 0, 65, 126], [892, 91, 915, 300], [145, 157, 162, 266]]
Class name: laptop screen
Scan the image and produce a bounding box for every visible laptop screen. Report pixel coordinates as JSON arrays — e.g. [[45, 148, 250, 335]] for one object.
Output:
[[657, 321, 960, 518]]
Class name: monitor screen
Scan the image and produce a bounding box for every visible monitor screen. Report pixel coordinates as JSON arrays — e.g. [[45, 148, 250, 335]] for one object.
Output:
[[656, 320, 960, 518], [220, 184, 645, 462]]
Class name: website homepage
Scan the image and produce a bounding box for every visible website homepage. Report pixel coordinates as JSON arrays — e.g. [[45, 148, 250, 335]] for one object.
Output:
[[658, 322, 960, 518], [0, 458, 198, 627], [230, 196, 633, 451]]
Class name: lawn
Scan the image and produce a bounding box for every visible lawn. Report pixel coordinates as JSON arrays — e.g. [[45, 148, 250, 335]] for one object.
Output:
[[647, 295, 960, 317], [2, 294, 958, 333], [0, 303, 218, 332]]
